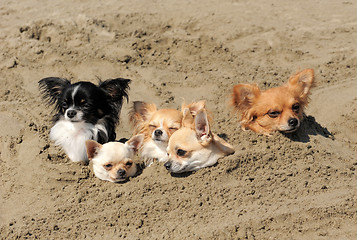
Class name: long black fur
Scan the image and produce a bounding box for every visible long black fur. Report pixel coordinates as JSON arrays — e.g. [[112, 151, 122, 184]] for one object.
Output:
[[38, 77, 131, 143]]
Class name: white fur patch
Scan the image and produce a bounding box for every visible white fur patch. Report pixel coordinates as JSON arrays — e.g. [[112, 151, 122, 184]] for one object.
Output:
[[72, 85, 80, 102], [50, 119, 104, 162], [141, 140, 168, 165]]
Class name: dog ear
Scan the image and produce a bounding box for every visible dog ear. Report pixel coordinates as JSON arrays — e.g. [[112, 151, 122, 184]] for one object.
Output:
[[287, 69, 314, 98], [85, 140, 102, 160], [126, 134, 144, 152], [212, 134, 235, 156], [231, 84, 260, 113], [130, 101, 157, 122], [38, 77, 71, 108], [182, 100, 206, 117], [182, 108, 195, 128], [195, 110, 211, 141], [99, 78, 131, 107]]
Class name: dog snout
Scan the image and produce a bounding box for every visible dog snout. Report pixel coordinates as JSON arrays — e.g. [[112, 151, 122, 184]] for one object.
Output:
[[288, 118, 298, 127], [67, 110, 77, 119], [117, 169, 126, 177], [164, 161, 171, 170], [154, 129, 163, 137]]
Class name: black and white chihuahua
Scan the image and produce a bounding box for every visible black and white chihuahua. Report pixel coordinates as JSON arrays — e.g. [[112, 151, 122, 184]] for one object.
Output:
[[39, 77, 131, 163]]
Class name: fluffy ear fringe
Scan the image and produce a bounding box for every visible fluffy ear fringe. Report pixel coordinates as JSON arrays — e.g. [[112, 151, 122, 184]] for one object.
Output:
[[231, 84, 260, 126], [128, 101, 157, 138], [99, 78, 131, 115], [38, 77, 71, 111], [287, 69, 315, 100]]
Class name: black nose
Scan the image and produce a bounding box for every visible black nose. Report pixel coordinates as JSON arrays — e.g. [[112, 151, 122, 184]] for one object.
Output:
[[67, 110, 77, 118], [117, 169, 126, 177], [154, 129, 163, 137], [288, 118, 298, 127], [164, 161, 171, 170]]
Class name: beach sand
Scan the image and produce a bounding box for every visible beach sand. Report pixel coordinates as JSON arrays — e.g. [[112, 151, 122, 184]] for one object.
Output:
[[1, 0, 357, 239]]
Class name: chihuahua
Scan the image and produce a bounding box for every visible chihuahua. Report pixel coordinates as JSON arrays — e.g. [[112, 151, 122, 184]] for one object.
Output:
[[39, 77, 130, 162], [231, 69, 314, 135], [129, 101, 182, 165], [86, 134, 144, 182], [129, 100, 206, 166], [164, 108, 235, 173]]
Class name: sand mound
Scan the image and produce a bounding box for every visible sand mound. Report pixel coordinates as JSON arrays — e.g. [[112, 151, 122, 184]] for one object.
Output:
[[1, 0, 357, 239]]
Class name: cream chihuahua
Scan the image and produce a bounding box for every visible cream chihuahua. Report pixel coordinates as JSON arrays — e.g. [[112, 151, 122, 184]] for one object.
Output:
[[164, 109, 235, 173], [85, 134, 143, 182]]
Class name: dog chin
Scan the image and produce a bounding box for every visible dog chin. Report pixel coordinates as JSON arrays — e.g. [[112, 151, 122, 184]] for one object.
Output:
[[280, 128, 298, 133], [168, 161, 201, 173], [110, 177, 128, 183], [278, 124, 300, 133], [153, 137, 167, 143]]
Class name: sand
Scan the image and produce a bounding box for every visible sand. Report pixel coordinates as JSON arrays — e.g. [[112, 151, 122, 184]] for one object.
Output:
[[1, 0, 357, 239]]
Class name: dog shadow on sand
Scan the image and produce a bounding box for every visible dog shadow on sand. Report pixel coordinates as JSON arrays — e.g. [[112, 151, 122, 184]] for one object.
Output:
[[284, 115, 334, 143]]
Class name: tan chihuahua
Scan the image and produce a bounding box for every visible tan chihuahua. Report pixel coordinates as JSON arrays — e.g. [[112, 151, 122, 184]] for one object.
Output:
[[85, 134, 143, 183], [164, 109, 235, 173], [129, 101, 182, 165], [231, 69, 314, 135], [129, 100, 206, 166]]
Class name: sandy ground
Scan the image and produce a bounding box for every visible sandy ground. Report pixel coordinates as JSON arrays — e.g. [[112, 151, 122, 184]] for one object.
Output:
[[1, 0, 357, 239]]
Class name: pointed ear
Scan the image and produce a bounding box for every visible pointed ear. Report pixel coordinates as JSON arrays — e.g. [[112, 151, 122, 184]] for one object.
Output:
[[287, 69, 314, 98], [212, 134, 235, 156], [195, 110, 210, 139], [99, 78, 131, 104], [38, 77, 71, 107], [182, 100, 206, 116], [85, 140, 102, 160], [131, 101, 157, 122], [182, 108, 195, 128], [126, 134, 144, 152], [231, 84, 260, 112]]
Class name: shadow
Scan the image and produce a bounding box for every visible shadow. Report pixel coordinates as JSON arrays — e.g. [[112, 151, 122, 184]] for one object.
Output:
[[117, 138, 129, 143], [132, 162, 146, 178], [169, 161, 220, 178], [283, 115, 334, 143], [217, 133, 229, 141], [170, 171, 195, 178]]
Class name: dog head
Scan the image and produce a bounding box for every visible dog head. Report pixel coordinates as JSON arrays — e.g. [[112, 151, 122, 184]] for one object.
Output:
[[130, 101, 182, 144], [39, 77, 130, 124], [231, 69, 314, 135], [164, 109, 235, 173], [85, 134, 143, 182]]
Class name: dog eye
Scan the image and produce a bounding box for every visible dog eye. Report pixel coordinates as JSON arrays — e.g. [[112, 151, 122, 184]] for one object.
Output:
[[104, 164, 113, 169], [268, 111, 280, 118], [149, 124, 156, 129], [80, 99, 86, 105], [292, 103, 300, 112], [177, 149, 187, 157], [62, 101, 68, 109], [125, 161, 133, 166]]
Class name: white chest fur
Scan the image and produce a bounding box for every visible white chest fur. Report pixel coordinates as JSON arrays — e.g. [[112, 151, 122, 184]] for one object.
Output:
[[50, 120, 99, 162]]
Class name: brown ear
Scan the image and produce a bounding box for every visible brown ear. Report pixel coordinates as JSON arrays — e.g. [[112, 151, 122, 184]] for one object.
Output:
[[129, 101, 157, 127], [126, 134, 144, 152], [287, 69, 314, 98], [231, 84, 260, 113], [85, 140, 102, 160], [182, 108, 195, 128], [182, 100, 206, 116]]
